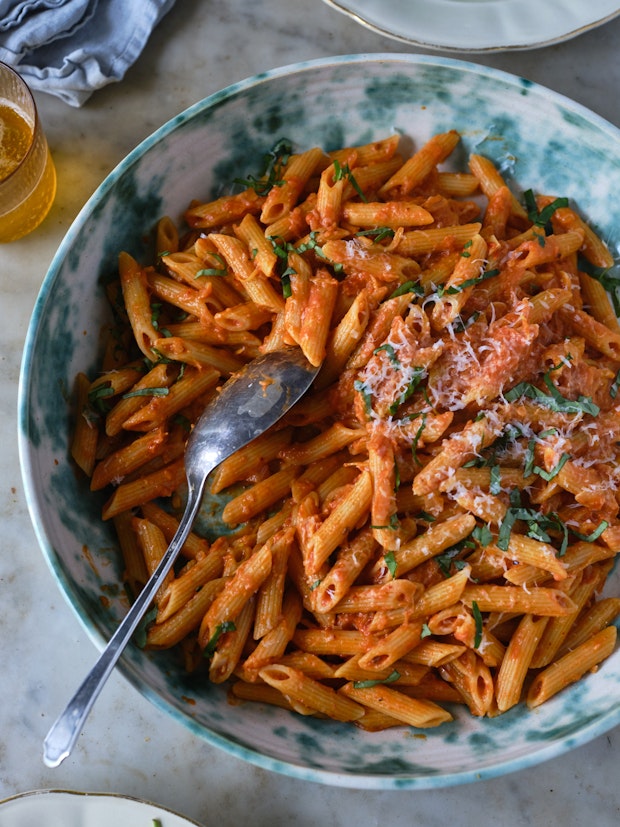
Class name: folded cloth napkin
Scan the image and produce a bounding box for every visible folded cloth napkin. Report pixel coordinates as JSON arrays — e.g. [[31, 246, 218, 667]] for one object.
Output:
[[0, 0, 176, 106]]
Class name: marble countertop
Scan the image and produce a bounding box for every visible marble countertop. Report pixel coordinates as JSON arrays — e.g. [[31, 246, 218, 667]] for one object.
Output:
[[2, 1, 620, 824]]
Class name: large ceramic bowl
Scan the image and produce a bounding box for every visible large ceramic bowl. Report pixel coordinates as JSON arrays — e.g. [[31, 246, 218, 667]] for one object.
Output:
[[18, 54, 620, 789]]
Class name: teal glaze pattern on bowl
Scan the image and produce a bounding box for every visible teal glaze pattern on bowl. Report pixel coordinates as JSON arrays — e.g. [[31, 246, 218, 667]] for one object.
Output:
[[18, 54, 620, 789]]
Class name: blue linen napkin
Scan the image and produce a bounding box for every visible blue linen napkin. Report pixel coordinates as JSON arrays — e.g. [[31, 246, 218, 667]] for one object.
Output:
[[0, 0, 176, 106]]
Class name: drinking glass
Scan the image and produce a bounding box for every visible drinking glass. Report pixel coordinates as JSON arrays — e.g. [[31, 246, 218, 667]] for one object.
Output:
[[0, 61, 56, 243]]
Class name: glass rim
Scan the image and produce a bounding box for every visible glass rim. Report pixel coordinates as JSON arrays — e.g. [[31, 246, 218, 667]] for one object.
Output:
[[0, 60, 41, 188]]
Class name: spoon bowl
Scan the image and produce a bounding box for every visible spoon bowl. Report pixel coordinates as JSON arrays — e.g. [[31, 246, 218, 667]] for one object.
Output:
[[43, 346, 319, 768]]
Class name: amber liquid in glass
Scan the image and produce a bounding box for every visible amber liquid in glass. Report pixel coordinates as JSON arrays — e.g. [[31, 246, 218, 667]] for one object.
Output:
[[0, 101, 31, 177], [0, 99, 56, 243]]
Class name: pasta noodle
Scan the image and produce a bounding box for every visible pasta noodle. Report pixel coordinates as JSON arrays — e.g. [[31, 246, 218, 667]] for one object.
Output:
[[73, 130, 620, 732]]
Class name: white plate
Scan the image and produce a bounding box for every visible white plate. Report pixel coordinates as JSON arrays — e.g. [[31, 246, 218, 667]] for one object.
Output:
[[0, 790, 203, 827], [321, 0, 620, 52]]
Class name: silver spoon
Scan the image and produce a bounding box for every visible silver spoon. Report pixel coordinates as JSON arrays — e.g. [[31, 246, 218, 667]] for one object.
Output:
[[43, 346, 319, 768]]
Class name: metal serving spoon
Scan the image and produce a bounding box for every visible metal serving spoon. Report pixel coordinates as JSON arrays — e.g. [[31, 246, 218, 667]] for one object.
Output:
[[43, 346, 319, 768]]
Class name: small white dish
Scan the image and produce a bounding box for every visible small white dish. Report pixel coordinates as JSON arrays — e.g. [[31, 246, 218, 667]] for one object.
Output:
[[0, 790, 203, 827], [321, 0, 620, 52]]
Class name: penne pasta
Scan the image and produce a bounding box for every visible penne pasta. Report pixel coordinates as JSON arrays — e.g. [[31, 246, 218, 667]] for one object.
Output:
[[527, 626, 617, 708], [71, 373, 99, 477], [260, 664, 365, 722], [495, 614, 549, 711], [73, 130, 620, 733], [340, 681, 453, 728]]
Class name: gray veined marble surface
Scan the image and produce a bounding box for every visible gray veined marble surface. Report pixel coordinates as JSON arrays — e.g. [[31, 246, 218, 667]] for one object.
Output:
[[2, 1, 620, 824]]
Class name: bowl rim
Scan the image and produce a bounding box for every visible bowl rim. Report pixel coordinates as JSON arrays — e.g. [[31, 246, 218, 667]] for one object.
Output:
[[17, 52, 620, 790]]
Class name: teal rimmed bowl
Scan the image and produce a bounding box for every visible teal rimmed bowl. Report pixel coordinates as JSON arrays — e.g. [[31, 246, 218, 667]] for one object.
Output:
[[18, 54, 620, 789]]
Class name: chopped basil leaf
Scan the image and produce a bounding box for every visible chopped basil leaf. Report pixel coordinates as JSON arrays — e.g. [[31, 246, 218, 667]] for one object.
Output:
[[436, 554, 451, 576], [234, 137, 292, 195], [280, 267, 294, 298], [150, 302, 163, 329], [523, 437, 536, 477], [436, 542, 474, 577], [489, 463, 502, 495], [421, 623, 432, 638], [555, 518, 570, 556], [394, 462, 401, 491], [269, 235, 289, 260], [388, 280, 424, 299], [295, 231, 341, 270], [437, 267, 500, 297], [333, 160, 367, 202], [539, 428, 558, 438], [542, 371, 599, 415], [88, 383, 114, 404], [452, 311, 480, 334], [357, 226, 395, 242], [374, 342, 401, 366], [579, 256, 620, 317], [146, 350, 172, 366], [422, 386, 434, 410], [353, 670, 400, 689], [527, 521, 552, 544], [536, 197, 569, 225], [134, 606, 158, 649], [269, 230, 343, 284], [523, 189, 537, 220], [122, 387, 170, 399], [203, 620, 237, 660], [388, 367, 426, 414], [354, 379, 372, 415], [524, 189, 569, 227], [505, 365, 599, 417], [533, 452, 570, 482], [611, 369, 620, 399], [504, 381, 535, 401], [383, 551, 398, 579], [472, 601, 483, 649], [472, 524, 493, 547], [411, 413, 427, 466], [196, 254, 227, 278], [497, 504, 530, 550], [172, 413, 191, 432], [498, 496, 570, 555], [371, 514, 400, 531], [572, 520, 609, 543]]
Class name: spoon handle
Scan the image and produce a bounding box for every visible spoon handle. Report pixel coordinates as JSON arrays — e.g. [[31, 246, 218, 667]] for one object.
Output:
[[43, 480, 205, 768]]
